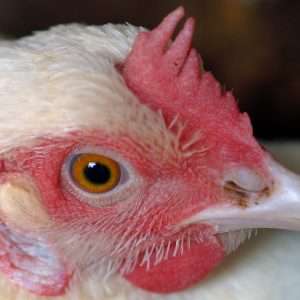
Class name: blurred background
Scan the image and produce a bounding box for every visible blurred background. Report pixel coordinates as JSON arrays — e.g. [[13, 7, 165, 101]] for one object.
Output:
[[0, 0, 299, 140]]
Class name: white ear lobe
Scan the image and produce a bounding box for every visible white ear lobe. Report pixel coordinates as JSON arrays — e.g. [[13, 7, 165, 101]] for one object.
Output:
[[0, 177, 50, 230]]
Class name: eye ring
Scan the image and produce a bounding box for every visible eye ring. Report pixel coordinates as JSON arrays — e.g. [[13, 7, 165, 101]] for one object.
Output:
[[61, 147, 140, 207], [71, 153, 121, 193]]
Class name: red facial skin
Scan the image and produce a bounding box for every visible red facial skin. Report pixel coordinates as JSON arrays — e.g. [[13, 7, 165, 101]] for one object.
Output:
[[5, 133, 217, 230], [0, 128, 268, 295], [125, 239, 224, 293]]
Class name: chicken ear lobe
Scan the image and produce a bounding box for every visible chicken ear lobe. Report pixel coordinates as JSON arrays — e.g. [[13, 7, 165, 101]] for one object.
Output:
[[0, 177, 71, 296]]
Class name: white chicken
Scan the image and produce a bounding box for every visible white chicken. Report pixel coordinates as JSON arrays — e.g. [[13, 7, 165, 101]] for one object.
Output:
[[0, 6, 299, 300]]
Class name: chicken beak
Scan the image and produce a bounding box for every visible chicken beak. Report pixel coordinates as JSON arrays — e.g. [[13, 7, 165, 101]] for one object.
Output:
[[183, 158, 300, 233]]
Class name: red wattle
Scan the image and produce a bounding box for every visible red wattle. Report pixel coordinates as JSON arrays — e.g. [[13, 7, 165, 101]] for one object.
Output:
[[124, 238, 225, 293]]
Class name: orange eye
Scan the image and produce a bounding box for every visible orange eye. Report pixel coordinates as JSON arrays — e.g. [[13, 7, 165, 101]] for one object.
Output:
[[71, 153, 121, 193]]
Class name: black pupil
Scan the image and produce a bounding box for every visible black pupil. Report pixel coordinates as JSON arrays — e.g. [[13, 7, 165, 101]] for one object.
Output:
[[83, 162, 111, 185]]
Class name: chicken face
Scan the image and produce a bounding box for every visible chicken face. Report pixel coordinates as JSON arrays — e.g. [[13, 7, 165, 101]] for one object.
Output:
[[1, 128, 228, 294], [0, 6, 299, 298]]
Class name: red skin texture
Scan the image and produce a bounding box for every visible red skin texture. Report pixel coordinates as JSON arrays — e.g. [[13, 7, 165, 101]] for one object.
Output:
[[125, 238, 224, 293], [6, 133, 225, 294], [6, 133, 225, 230], [0, 129, 264, 295]]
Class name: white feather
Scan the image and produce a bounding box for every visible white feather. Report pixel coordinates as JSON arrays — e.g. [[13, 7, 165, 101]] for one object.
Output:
[[0, 24, 177, 157]]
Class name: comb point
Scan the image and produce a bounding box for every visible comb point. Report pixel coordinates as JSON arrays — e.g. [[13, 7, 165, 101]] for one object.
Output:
[[150, 7, 185, 49], [164, 17, 195, 75]]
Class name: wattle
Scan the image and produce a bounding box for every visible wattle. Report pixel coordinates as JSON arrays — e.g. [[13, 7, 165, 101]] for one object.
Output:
[[124, 236, 225, 293]]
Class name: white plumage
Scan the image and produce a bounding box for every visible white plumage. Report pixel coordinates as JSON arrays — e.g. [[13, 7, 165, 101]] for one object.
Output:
[[0, 24, 176, 156]]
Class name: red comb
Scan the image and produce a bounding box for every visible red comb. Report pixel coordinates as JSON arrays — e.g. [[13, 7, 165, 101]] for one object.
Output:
[[122, 7, 253, 140]]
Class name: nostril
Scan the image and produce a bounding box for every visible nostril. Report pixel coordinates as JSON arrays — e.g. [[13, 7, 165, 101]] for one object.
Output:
[[223, 167, 267, 194], [222, 168, 272, 208]]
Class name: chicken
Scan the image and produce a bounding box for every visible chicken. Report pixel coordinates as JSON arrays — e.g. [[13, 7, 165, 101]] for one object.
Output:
[[0, 6, 299, 300]]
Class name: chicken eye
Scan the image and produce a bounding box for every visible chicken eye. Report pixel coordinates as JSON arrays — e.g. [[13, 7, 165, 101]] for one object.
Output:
[[71, 153, 121, 193]]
